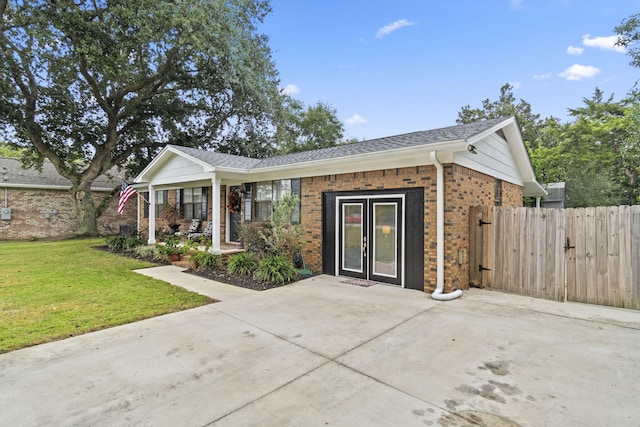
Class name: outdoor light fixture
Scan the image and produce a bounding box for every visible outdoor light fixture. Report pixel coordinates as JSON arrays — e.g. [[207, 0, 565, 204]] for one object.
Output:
[[2, 166, 7, 181], [466, 144, 478, 154]]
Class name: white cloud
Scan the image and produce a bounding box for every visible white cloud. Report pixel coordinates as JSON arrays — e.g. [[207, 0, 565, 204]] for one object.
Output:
[[375, 19, 415, 39], [510, 81, 521, 89], [345, 114, 367, 125], [533, 72, 552, 80], [281, 84, 300, 95], [558, 64, 601, 81], [511, 0, 524, 7], [566, 45, 584, 55], [582, 34, 626, 53]]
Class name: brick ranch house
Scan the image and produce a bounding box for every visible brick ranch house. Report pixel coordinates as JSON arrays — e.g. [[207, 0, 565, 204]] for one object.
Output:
[[134, 117, 546, 296], [0, 157, 136, 240]]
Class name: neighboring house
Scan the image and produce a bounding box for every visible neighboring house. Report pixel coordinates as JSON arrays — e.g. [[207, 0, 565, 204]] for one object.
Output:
[[541, 182, 566, 209], [134, 117, 546, 293], [0, 157, 136, 240]]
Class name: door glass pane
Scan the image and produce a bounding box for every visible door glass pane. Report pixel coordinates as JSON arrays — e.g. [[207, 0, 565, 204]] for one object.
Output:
[[343, 204, 363, 272], [373, 203, 397, 277]]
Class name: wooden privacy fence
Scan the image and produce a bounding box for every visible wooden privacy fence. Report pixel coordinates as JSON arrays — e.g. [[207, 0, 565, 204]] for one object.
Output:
[[469, 205, 640, 310]]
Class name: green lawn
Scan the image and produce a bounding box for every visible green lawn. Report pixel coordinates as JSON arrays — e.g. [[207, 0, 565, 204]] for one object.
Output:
[[0, 238, 213, 353]]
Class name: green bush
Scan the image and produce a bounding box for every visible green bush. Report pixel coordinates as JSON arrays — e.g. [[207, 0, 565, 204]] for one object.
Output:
[[227, 252, 258, 276], [240, 222, 271, 258], [253, 255, 298, 285], [105, 234, 144, 251], [134, 245, 161, 260], [190, 251, 220, 270]]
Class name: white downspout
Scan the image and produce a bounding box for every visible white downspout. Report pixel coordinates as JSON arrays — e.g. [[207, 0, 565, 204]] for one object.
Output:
[[429, 151, 463, 301]]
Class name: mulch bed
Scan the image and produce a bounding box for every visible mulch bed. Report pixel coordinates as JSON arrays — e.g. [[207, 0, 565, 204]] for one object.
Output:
[[96, 245, 313, 291], [182, 267, 298, 291]]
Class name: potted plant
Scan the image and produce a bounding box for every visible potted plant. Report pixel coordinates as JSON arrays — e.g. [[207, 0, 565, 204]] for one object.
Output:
[[158, 234, 183, 262], [161, 203, 182, 234]]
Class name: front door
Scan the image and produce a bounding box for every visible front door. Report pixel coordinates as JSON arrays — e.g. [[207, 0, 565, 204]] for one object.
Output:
[[338, 197, 403, 285]]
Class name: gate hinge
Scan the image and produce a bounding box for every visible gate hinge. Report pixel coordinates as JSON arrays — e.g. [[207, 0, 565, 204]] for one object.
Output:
[[479, 265, 492, 272], [478, 219, 492, 226], [564, 237, 575, 252]]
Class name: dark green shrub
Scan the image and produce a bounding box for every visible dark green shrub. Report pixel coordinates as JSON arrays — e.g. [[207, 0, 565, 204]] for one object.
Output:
[[227, 252, 258, 276], [156, 234, 183, 256], [190, 251, 220, 270], [105, 234, 144, 251], [240, 222, 271, 258], [253, 255, 298, 285]]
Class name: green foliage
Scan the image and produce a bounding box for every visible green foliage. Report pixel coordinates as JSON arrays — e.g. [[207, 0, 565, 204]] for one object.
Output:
[[253, 255, 298, 285], [105, 234, 144, 251], [615, 13, 640, 71], [276, 98, 345, 153], [190, 251, 221, 270], [0, 143, 21, 158], [263, 193, 305, 261], [227, 252, 258, 276], [240, 222, 272, 258], [157, 235, 182, 256], [459, 83, 640, 207], [457, 83, 547, 150], [532, 89, 639, 207], [134, 245, 162, 260], [0, 0, 283, 235]]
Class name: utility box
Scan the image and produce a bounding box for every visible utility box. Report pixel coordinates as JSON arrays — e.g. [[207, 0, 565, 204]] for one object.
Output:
[[1, 207, 11, 220]]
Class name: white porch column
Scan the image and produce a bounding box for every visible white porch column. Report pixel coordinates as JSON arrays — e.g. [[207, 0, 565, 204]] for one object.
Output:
[[147, 185, 156, 244], [210, 176, 221, 254]]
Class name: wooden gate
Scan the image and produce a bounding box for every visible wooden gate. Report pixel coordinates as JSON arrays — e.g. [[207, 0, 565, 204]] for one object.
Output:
[[469, 205, 640, 309]]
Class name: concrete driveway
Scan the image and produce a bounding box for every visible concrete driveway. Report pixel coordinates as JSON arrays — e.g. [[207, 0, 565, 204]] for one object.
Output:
[[1, 272, 639, 426]]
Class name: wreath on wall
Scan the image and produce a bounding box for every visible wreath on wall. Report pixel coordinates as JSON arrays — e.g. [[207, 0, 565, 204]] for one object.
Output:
[[227, 190, 242, 213]]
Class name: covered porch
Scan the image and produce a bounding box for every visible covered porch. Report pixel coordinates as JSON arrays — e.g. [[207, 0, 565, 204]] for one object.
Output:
[[133, 146, 256, 254]]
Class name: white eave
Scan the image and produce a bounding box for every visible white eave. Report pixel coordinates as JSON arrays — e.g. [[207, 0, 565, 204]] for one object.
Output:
[[134, 117, 547, 197]]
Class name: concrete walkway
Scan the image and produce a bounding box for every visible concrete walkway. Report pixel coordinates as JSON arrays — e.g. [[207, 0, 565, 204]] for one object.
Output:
[[134, 265, 256, 300], [1, 269, 640, 426]]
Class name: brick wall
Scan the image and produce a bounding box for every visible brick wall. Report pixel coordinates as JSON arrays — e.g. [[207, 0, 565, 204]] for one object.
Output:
[[443, 165, 524, 290], [301, 165, 439, 290], [301, 164, 524, 293], [0, 187, 134, 240]]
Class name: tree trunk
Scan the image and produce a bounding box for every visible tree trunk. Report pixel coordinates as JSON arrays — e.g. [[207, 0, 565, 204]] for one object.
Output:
[[72, 182, 99, 237]]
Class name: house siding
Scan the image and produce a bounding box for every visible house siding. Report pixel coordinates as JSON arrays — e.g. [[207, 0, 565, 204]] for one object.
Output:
[[0, 188, 133, 240]]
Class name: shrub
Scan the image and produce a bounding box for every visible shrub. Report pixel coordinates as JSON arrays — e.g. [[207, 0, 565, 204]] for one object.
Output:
[[156, 234, 183, 256], [190, 251, 220, 270], [105, 234, 144, 251], [253, 255, 298, 285], [240, 222, 271, 258], [227, 252, 258, 276], [240, 193, 305, 263], [134, 245, 162, 261], [265, 194, 305, 262]]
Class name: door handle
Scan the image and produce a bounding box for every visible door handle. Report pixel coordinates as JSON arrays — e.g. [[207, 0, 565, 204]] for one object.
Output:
[[363, 236, 367, 256]]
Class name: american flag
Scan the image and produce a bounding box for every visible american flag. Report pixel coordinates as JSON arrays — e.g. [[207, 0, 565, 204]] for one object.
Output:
[[118, 179, 136, 214]]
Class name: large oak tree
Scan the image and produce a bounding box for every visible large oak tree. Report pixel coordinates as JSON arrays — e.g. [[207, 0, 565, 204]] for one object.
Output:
[[0, 0, 282, 235]]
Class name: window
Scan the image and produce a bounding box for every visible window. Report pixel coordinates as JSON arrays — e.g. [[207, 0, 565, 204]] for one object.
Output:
[[155, 190, 168, 217], [255, 180, 292, 221], [142, 190, 168, 218], [181, 187, 207, 220]]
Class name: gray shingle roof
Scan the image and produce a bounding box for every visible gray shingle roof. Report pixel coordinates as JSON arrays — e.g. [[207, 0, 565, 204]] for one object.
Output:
[[170, 118, 509, 170], [0, 157, 121, 189], [168, 146, 262, 169]]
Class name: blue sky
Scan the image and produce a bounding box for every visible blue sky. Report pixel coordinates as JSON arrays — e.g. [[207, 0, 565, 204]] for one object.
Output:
[[260, 0, 639, 141]]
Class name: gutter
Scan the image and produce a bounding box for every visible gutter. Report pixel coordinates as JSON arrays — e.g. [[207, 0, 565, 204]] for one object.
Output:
[[429, 151, 463, 301]]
